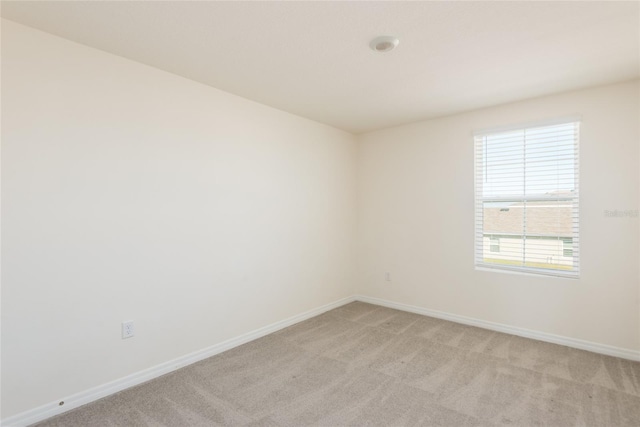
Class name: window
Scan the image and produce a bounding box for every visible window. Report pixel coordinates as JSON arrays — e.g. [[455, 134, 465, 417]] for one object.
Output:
[[474, 120, 579, 277], [490, 236, 500, 253], [562, 238, 573, 258]]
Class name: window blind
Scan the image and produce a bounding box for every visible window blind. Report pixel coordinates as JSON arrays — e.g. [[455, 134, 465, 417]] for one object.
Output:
[[474, 121, 580, 278]]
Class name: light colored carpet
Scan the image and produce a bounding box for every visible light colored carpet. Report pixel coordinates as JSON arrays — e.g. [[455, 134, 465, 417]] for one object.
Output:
[[34, 302, 640, 426]]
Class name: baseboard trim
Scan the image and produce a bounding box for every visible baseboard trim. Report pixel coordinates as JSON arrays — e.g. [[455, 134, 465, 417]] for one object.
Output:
[[1, 296, 356, 427], [5, 294, 638, 426], [355, 295, 640, 362]]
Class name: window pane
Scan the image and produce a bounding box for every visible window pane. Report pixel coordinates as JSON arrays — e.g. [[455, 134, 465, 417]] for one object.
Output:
[[562, 238, 573, 257], [481, 200, 575, 271], [482, 130, 525, 198], [475, 121, 579, 277], [489, 236, 500, 252], [482, 202, 524, 266], [523, 123, 577, 197]]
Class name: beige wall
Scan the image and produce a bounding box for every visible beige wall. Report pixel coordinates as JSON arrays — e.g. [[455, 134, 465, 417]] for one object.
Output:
[[357, 80, 640, 352], [1, 20, 357, 417]]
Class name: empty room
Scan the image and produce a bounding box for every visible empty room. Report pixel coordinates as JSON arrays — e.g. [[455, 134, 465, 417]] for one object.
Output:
[[1, 1, 639, 426]]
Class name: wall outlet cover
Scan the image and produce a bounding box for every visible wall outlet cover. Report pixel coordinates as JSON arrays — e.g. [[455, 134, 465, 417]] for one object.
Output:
[[122, 321, 135, 339]]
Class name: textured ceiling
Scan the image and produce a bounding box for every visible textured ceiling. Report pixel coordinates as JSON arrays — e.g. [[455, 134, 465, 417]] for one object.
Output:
[[2, 1, 639, 134]]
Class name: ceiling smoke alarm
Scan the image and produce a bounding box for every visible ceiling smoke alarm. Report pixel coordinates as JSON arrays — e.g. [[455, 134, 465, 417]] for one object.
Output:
[[369, 36, 399, 53]]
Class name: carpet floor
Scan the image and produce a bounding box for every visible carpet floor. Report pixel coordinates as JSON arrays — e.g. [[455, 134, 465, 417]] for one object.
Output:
[[35, 302, 640, 426]]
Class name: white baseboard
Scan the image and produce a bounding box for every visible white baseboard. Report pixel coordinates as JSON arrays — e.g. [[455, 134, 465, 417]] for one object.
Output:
[[5, 294, 638, 426], [355, 295, 640, 362], [1, 296, 356, 427]]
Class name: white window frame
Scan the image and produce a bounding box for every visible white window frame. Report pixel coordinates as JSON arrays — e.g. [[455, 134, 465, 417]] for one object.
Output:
[[474, 118, 580, 278]]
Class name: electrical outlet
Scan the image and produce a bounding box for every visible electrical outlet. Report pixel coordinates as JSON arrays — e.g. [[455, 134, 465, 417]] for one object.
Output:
[[385, 272, 391, 282], [122, 320, 135, 339]]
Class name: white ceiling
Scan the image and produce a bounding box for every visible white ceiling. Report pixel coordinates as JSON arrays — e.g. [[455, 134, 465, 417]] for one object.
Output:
[[2, 1, 639, 134]]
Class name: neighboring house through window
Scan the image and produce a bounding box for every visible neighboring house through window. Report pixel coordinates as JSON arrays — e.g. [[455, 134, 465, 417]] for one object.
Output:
[[562, 237, 573, 258], [490, 236, 500, 253], [474, 120, 580, 277]]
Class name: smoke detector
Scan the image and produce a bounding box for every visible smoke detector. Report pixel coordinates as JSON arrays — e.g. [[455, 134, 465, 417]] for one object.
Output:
[[369, 36, 400, 53]]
